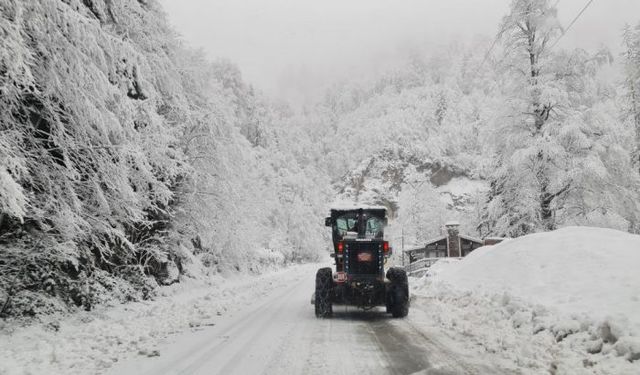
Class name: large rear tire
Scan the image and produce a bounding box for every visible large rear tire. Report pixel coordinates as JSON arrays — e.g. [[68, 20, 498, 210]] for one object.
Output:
[[386, 267, 409, 318], [315, 267, 333, 318]]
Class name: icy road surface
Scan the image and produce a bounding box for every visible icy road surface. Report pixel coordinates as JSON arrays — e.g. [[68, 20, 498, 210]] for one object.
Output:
[[109, 264, 505, 375]]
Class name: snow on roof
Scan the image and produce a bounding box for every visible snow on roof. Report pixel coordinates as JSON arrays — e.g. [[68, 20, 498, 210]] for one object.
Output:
[[405, 235, 447, 252], [484, 236, 511, 241], [459, 234, 483, 243], [423, 235, 447, 246], [444, 220, 460, 226], [402, 243, 424, 250], [329, 203, 387, 211]]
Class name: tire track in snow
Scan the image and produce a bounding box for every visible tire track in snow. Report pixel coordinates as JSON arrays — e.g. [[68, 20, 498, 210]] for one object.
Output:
[[109, 265, 510, 375], [174, 276, 306, 374]]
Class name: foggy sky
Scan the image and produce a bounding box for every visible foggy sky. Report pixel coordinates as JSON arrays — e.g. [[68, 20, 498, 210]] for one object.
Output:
[[159, 0, 640, 106]]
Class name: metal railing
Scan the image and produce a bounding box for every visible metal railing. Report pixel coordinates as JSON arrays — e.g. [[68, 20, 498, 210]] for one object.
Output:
[[404, 258, 440, 275]]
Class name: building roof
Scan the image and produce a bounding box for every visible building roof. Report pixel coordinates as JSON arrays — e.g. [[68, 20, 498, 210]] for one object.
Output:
[[404, 236, 446, 254], [459, 233, 483, 243], [423, 235, 447, 246], [445, 220, 460, 226]]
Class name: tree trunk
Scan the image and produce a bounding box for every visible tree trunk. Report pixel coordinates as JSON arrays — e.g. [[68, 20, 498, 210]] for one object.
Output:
[[537, 150, 555, 231], [540, 189, 555, 231], [528, 24, 555, 231], [631, 83, 640, 174]]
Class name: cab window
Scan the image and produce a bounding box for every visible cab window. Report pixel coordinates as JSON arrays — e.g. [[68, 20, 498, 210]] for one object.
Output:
[[365, 217, 384, 238], [335, 216, 358, 237]]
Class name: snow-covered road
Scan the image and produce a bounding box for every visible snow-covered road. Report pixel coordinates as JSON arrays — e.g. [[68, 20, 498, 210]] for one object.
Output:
[[107, 264, 503, 375]]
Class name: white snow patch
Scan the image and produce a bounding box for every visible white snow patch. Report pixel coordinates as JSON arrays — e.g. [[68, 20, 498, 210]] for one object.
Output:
[[412, 226, 640, 374], [435, 177, 487, 197]]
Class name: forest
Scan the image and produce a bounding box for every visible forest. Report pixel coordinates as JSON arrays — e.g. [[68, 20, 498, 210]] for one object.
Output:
[[1, 0, 640, 319]]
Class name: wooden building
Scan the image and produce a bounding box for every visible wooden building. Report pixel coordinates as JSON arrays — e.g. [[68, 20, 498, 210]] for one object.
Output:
[[404, 221, 505, 264]]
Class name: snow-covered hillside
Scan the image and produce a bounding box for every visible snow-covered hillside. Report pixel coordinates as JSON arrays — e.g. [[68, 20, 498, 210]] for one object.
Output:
[[413, 226, 640, 374], [332, 147, 487, 251]]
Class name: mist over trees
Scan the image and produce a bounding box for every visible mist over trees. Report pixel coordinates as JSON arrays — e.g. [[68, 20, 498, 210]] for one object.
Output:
[[320, 0, 640, 240], [1, 0, 639, 319]]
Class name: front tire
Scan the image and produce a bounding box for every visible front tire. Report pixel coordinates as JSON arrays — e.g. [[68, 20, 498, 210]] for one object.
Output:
[[315, 267, 333, 318]]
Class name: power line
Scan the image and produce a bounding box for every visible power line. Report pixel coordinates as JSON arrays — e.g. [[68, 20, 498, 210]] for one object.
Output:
[[550, 0, 596, 49], [478, 34, 500, 71]]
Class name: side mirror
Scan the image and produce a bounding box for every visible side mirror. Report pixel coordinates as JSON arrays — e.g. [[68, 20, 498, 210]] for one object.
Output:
[[324, 217, 332, 227]]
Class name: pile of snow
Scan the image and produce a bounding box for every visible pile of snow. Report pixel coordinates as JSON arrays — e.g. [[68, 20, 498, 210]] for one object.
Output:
[[413, 226, 640, 374], [433, 226, 640, 330]]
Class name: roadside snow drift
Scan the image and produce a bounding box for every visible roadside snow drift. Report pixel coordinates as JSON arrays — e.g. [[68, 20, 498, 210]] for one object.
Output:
[[433, 226, 640, 330], [413, 226, 640, 374]]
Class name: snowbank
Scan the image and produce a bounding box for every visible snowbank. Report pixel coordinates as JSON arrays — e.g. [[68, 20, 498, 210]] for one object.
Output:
[[432, 226, 640, 330], [413, 226, 640, 374]]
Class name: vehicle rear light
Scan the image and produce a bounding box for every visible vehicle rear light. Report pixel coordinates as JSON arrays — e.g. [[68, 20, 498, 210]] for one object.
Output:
[[383, 241, 389, 253], [337, 241, 344, 253]]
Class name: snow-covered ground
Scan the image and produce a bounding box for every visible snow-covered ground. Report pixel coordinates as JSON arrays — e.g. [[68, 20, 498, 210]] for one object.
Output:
[[0, 264, 318, 375], [412, 226, 640, 374], [3, 226, 639, 375], [1, 261, 509, 375]]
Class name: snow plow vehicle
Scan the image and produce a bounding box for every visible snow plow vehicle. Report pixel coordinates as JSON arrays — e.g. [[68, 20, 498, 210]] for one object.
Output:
[[313, 206, 409, 318]]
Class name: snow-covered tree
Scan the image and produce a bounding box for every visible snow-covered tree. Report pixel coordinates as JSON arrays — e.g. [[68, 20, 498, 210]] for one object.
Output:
[[0, 0, 329, 317], [480, 2, 640, 236], [480, 0, 565, 236], [623, 23, 640, 173]]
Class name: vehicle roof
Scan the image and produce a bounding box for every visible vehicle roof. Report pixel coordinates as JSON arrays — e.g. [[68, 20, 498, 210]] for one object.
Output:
[[329, 204, 387, 211], [329, 206, 387, 219]]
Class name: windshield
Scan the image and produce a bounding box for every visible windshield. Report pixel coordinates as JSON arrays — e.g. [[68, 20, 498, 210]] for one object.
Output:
[[334, 212, 385, 239], [335, 214, 358, 237], [365, 216, 384, 238]]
